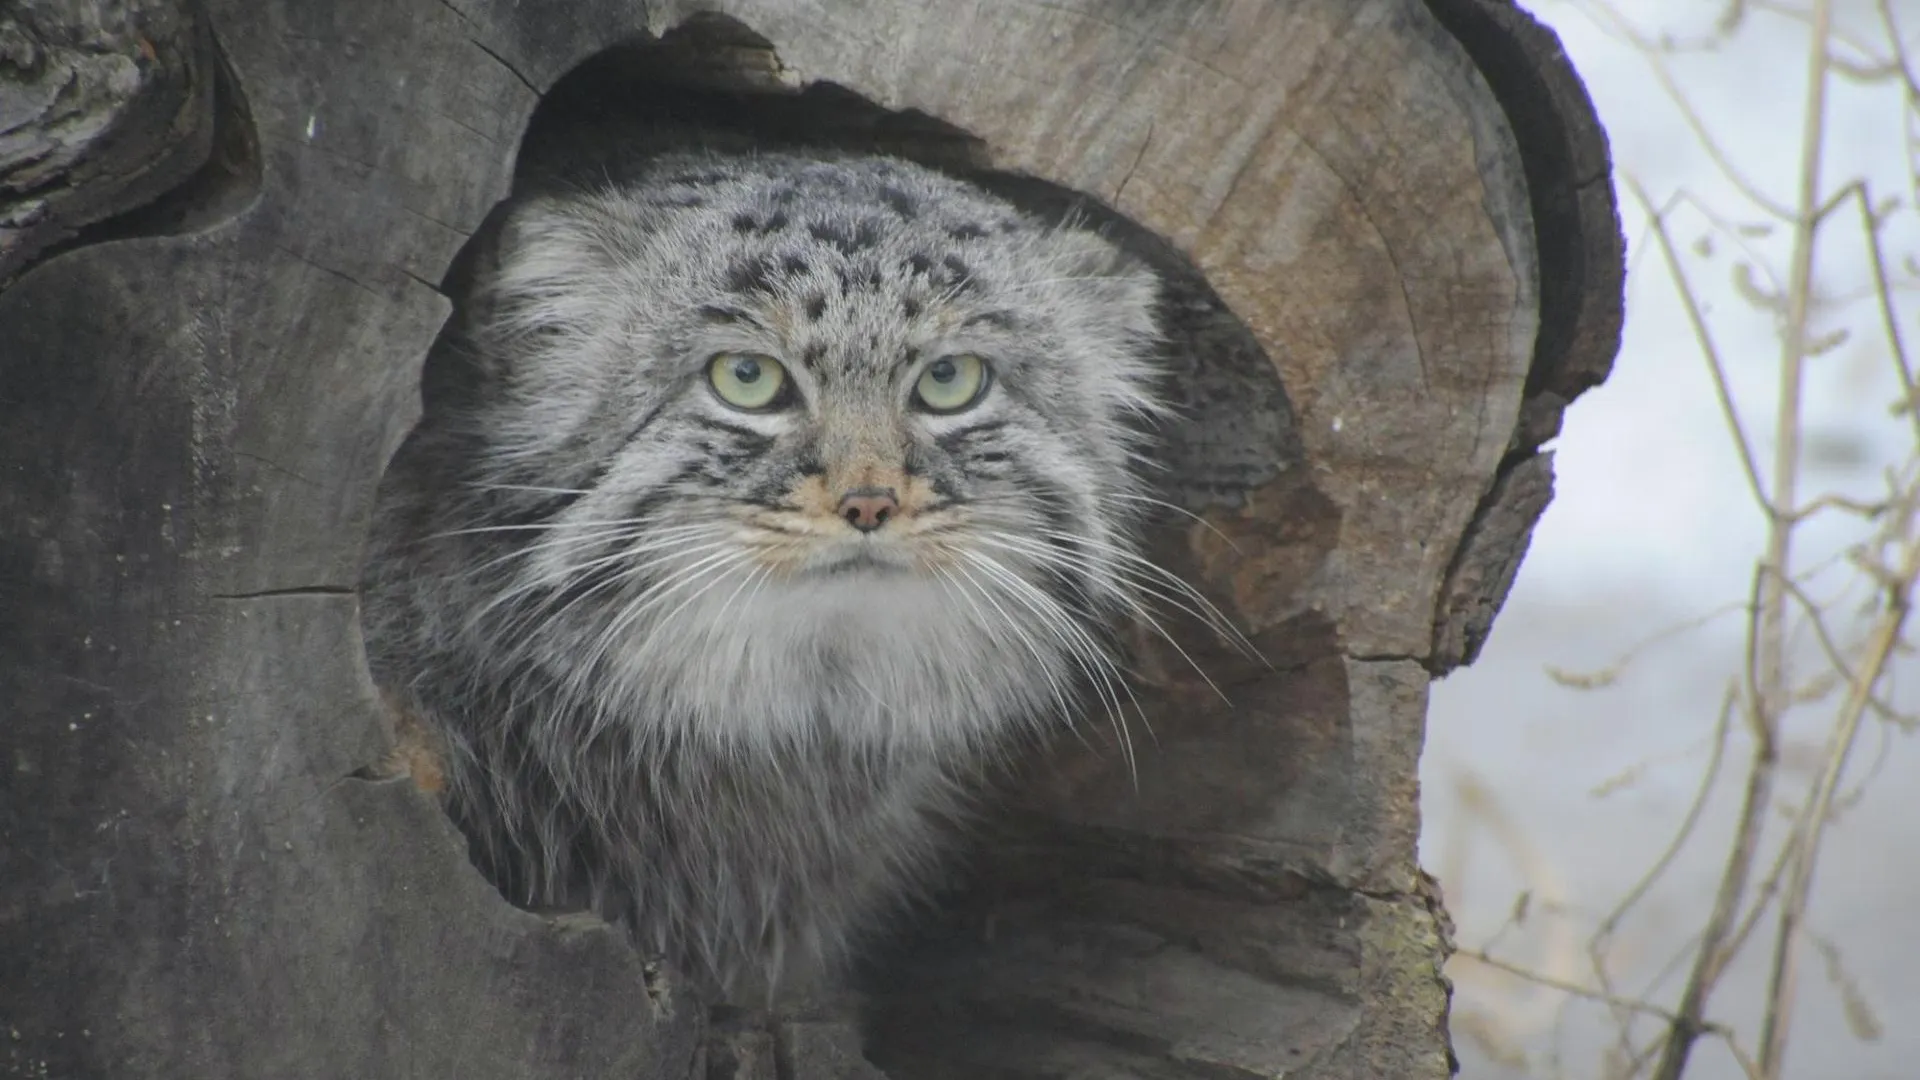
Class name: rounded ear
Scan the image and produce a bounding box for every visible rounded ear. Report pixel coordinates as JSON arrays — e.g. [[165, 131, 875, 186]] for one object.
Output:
[[472, 196, 610, 333], [419, 195, 608, 408], [1047, 225, 1164, 346]]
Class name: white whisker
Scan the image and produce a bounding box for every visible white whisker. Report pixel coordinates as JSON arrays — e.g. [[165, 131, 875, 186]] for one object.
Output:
[[1105, 491, 1243, 552], [461, 482, 595, 497], [967, 530, 1253, 703], [934, 563, 1081, 742], [960, 549, 1144, 779]]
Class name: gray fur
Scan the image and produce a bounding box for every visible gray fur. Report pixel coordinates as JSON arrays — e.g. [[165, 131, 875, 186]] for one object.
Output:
[[359, 151, 1181, 1001]]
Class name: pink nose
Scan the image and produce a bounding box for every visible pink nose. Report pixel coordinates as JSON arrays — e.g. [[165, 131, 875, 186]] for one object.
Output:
[[838, 488, 899, 532]]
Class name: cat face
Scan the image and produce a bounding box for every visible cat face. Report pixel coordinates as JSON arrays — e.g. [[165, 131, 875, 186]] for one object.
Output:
[[434, 155, 1170, 748]]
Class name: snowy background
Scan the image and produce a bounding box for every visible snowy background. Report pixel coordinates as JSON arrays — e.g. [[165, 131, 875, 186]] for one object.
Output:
[[1419, 1, 1920, 1077]]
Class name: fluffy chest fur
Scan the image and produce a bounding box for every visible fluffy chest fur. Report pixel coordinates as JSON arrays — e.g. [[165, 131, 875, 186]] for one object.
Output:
[[590, 573, 1064, 746], [359, 150, 1170, 1001]]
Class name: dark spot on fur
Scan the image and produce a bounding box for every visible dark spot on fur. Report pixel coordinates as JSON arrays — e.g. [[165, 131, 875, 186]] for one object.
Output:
[[927, 471, 966, 502], [906, 253, 933, 276], [699, 305, 746, 323], [725, 256, 777, 295], [732, 211, 790, 236], [929, 254, 976, 292], [807, 218, 883, 256], [946, 222, 987, 241], [901, 297, 921, 318], [783, 254, 809, 276], [833, 261, 890, 294], [805, 294, 828, 321], [802, 342, 826, 366], [877, 187, 918, 219], [899, 442, 929, 480]]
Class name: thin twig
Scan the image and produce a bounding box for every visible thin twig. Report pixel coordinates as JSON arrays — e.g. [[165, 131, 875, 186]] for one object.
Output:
[[1647, 589, 1780, 1080], [1591, 686, 1739, 953], [1574, 1, 1796, 219], [1546, 598, 1747, 691], [1843, 181, 1920, 443], [1775, 573, 1909, 725], [1587, 686, 1738, 1065], [1872, 0, 1920, 213], [1757, 501, 1920, 1072], [1785, 493, 1890, 523], [1755, 0, 1896, 67], [1457, 949, 1736, 1035], [1624, 178, 1771, 513], [1719, 826, 1798, 982], [1875, 0, 1920, 100]]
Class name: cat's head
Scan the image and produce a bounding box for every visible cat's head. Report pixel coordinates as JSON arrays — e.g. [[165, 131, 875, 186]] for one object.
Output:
[[437, 154, 1172, 736]]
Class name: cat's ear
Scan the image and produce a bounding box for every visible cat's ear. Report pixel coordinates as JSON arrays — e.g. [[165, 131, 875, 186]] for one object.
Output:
[[418, 198, 593, 404], [424, 195, 627, 398], [1035, 226, 1170, 426], [1048, 227, 1163, 346], [471, 197, 620, 340]]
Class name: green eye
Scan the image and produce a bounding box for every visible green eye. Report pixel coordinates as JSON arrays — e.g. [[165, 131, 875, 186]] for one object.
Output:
[[913, 354, 989, 413], [707, 352, 788, 410]]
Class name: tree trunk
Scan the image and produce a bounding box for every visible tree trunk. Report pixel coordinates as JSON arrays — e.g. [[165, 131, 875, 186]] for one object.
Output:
[[0, 1, 1622, 1078]]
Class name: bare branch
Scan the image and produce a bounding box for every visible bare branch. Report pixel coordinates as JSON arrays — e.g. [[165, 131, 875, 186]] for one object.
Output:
[[1573, 2, 1796, 219], [1623, 177, 1772, 513], [1457, 949, 1735, 1035], [1758, 501, 1920, 1072], [1650, 3, 1836, 1074]]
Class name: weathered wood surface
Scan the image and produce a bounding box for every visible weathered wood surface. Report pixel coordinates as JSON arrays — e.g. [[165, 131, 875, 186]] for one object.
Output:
[[0, 0, 1621, 1077], [0, 0, 217, 283]]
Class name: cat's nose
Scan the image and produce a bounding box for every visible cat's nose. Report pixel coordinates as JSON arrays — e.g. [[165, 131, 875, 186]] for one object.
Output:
[[838, 488, 899, 532]]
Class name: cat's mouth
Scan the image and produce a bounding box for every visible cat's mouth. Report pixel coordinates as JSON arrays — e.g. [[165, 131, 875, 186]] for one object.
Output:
[[734, 512, 942, 579], [806, 544, 914, 578]]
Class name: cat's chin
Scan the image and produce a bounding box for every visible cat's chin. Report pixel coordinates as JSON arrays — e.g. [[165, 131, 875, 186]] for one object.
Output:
[[792, 542, 917, 579], [815, 557, 903, 578]]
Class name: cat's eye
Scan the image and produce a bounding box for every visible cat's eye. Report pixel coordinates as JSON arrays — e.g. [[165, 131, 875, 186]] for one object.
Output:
[[913, 354, 989, 413], [707, 352, 789, 411]]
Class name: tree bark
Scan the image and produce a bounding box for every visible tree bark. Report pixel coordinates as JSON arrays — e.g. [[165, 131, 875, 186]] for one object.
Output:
[[0, 1, 1622, 1078]]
